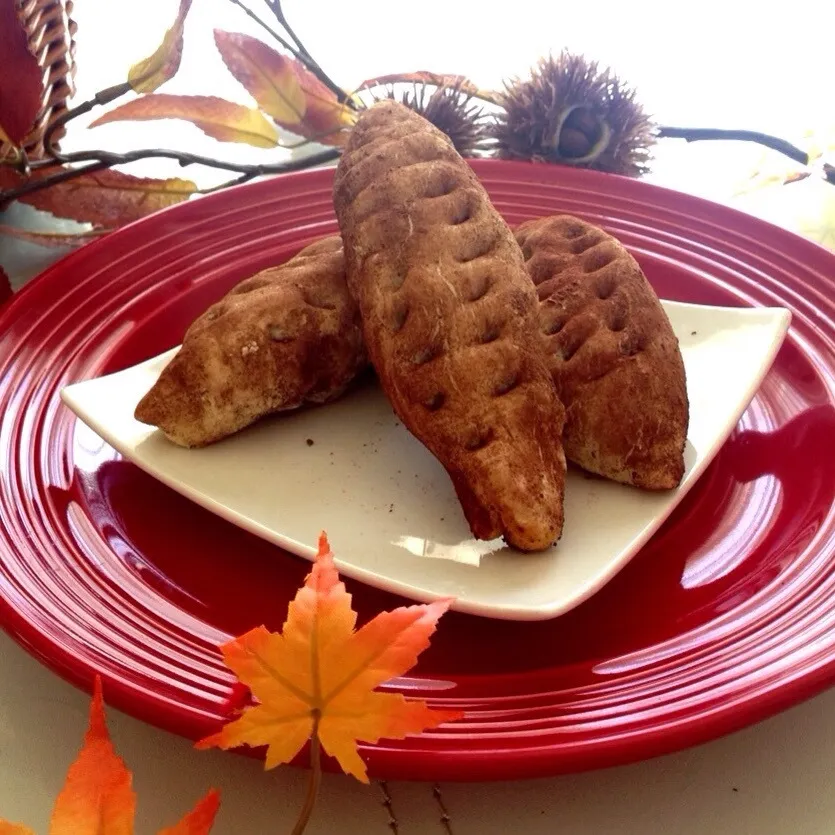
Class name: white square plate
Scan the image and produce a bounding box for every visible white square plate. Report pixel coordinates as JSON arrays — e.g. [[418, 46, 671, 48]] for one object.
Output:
[[61, 301, 790, 621]]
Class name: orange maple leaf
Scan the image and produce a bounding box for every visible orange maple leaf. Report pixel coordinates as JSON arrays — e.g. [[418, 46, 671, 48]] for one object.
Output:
[[197, 532, 463, 783], [0, 678, 219, 835]]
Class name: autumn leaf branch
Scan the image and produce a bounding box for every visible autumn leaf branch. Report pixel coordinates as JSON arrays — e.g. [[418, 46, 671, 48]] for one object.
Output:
[[0, 533, 461, 835], [5, 140, 340, 206], [40, 81, 134, 162], [0, 0, 350, 212], [2, 0, 831, 240]]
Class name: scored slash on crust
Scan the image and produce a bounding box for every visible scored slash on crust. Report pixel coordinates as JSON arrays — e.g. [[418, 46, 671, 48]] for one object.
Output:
[[516, 214, 688, 490]]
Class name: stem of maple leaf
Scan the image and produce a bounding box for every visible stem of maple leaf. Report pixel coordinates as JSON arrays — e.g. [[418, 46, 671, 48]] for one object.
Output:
[[291, 712, 322, 835]]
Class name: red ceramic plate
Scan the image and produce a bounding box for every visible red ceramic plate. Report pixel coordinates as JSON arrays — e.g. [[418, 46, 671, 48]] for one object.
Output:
[[2, 160, 835, 782]]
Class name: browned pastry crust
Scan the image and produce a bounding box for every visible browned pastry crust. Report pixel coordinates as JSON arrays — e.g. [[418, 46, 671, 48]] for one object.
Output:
[[515, 215, 688, 489], [134, 236, 366, 447], [333, 100, 567, 551]]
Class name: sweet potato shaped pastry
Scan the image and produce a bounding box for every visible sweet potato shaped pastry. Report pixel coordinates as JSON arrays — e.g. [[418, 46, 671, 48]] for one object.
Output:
[[333, 100, 567, 551], [515, 215, 688, 489], [134, 236, 366, 447]]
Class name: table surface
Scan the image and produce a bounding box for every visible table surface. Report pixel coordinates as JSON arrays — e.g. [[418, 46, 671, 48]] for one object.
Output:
[[3, 6, 835, 822]]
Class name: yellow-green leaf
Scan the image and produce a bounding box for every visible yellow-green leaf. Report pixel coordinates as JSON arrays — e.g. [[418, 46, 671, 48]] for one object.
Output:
[[128, 0, 194, 93], [0, 678, 219, 835], [214, 30, 355, 145], [90, 95, 279, 148], [356, 71, 501, 106]]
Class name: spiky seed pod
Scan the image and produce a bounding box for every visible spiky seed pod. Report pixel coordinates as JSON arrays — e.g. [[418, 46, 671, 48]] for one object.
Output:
[[381, 82, 489, 157], [493, 51, 656, 177]]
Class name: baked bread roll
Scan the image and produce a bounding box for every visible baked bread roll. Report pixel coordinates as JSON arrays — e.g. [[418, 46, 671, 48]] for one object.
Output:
[[333, 100, 567, 551], [134, 236, 366, 447], [515, 214, 688, 489]]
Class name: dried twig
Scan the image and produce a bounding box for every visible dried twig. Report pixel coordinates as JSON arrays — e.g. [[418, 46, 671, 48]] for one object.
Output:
[[377, 781, 400, 834], [1, 145, 339, 206], [267, 0, 312, 60], [6, 0, 830, 218], [227, 0, 291, 50], [432, 784, 455, 834]]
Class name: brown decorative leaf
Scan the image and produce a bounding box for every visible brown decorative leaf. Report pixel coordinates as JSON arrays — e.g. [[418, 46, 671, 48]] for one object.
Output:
[[0, 225, 110, 249], [90, 95, 279, 148], [129, 0, 194, 93], [214, 30, 355, 145], [0, 1, 44, 145], [196, 533, 462, 784], [735, 125, 835, 196], [213, 30, 304, 126], [1, 167, 197, 227], [0, 125, 17, 150]]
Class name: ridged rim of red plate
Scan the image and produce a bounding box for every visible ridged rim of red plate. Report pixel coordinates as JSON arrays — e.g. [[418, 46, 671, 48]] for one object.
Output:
[[2, 159, 835, 782]]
